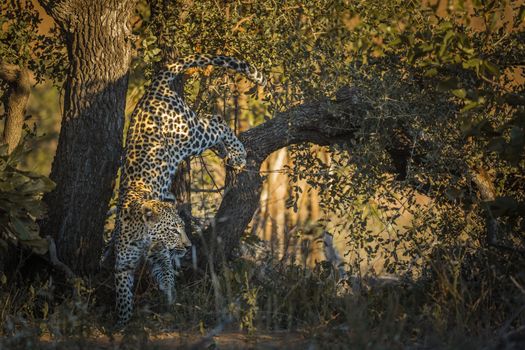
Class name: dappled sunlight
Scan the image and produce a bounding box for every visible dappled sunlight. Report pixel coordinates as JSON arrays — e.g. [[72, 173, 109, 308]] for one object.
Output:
[[1, 0, 524, 348]]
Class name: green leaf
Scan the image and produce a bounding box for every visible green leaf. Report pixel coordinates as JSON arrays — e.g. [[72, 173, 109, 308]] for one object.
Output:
[[462, 58, 482, 70], [420, 43, 434, 52], [0, 144, 8, 157], [459, 45, 474, 56], [442, 30, 455, 46], [439, 30, 455, 57], [7, 172, 30, 188], [9, 216, 35, 240], [6, 144, 27, 167], [438, 21, 453, 31], [142, 35, 157, 46], [388, 37, 402, 47], [424, 68, 438, 77], [451, 89, 467, 99], [519, 6, 525, 24], [19, 177, 55, 194], [482, 60, 500, 77], [460, 100, 480, 113], [437, 77, 459, 91], [0, 181, 15, 192]]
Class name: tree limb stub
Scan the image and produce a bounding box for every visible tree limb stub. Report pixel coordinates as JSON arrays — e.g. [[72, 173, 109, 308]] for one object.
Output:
[[203, 86, 364, 262], [469, 168, 525, 255], [37, 0, 75, 29], [0, 62, 30, 154]]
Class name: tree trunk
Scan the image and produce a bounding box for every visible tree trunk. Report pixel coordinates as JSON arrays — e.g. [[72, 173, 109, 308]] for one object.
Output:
[[0, 63, 30, 273], [39, 0, 136, 274], [0, 63, 30, 154]]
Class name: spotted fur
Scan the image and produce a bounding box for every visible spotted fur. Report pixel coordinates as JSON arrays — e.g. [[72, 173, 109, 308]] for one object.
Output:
[[121, 54, 265, 201], [110, 55, 265, 326], [114, 195, 191, 326]]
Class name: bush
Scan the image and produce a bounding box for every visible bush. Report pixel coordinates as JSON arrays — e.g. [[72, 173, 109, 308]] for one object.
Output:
[[0, 143, 55, 256]]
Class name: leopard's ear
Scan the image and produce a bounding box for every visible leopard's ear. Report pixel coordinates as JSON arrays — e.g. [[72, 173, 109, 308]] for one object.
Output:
[[141, 201, 159, 224]]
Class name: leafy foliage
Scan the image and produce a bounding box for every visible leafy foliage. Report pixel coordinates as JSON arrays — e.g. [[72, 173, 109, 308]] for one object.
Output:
[[0, 1, 41, 66], [0, 2, 59, 256], [285, 0, 525, 274], [0, 144, 55, 254], [1, 0, 524, 346], [0, 0, 66, 84], [131, 0, 354, 115]]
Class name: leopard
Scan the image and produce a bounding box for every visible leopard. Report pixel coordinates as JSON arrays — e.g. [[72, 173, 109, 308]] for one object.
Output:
[[114, 192, 192, 326], [109, 54, 265, 326], [120, 54, 265, 202]]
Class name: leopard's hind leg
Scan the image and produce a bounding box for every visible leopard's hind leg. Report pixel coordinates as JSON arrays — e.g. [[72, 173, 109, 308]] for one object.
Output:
[[115, 243, 143, 327]]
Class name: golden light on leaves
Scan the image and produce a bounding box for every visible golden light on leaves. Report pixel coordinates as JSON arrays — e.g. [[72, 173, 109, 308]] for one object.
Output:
[[396, 20, 407, 33], [342, 12, 361, 31]]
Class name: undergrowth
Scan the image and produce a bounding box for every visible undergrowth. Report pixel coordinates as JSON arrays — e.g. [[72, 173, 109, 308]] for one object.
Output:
[[1, 244, 524, 350]]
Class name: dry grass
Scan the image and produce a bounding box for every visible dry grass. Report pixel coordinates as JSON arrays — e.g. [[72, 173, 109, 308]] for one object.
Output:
[[1, 243, 525, 350]]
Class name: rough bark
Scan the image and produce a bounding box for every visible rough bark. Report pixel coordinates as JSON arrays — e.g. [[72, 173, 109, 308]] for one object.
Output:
[[469, 168, 499, 243], [0, 63, 30, 154], [205, 87, 366, 261], [39, 0, 136, 274], [469, 167, 524, 254]]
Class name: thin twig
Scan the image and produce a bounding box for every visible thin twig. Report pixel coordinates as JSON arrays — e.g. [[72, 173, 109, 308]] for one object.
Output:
[[190, 187, 225, 193], [198, 156, 223, 198]]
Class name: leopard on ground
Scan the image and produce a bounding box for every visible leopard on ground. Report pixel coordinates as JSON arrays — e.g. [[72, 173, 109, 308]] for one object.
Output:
[[113, 194, 191, 327], [109, 54, 265, 326]]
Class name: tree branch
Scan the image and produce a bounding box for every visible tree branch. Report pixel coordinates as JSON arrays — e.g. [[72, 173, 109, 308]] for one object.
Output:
[[0, 62, 30, 154], [469, 168, 525, 255], [37, 0, 74, 27], [202, 86, 365, 261]]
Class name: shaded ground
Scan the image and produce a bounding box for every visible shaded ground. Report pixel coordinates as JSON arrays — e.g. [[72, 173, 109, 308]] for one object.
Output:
[[35, 331, 310, 349]]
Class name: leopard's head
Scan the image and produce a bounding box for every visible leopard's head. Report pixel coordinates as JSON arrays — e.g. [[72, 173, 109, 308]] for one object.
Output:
[[140, 200, 192, 256]]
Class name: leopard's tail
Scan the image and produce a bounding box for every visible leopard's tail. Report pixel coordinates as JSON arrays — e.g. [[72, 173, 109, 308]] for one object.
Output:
[[166, 55, 266, 86]]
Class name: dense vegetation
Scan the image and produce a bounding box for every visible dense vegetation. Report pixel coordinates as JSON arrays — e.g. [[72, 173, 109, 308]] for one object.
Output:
[[1, 0, 524, 348]]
